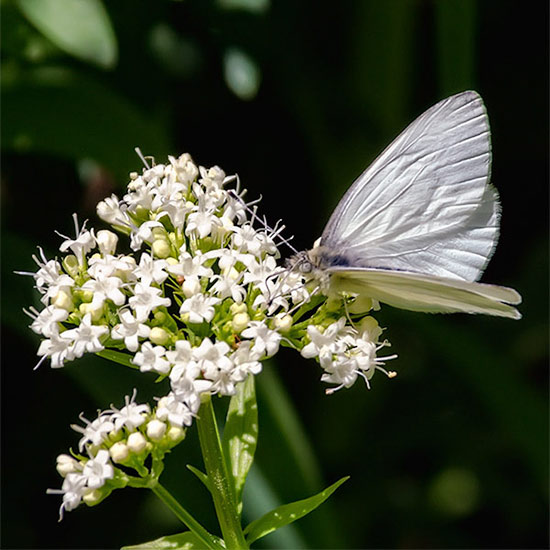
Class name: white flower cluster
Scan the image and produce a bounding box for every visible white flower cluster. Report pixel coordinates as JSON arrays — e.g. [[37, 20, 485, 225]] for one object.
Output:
[[301, 317, 397, 393], [48, 391, 186, 519], [23, 152, 396, 515]]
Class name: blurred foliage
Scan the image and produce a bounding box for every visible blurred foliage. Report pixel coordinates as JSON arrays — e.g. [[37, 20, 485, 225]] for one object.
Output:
[[1, 0, 548, 548]]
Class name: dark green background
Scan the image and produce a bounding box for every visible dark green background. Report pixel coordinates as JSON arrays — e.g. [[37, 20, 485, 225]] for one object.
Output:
[[1, 1, 548, 548]]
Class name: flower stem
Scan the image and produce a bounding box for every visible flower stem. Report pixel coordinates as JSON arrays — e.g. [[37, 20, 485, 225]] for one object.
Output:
[[197, 394, 249, 549], [152, 482, 223, 550]]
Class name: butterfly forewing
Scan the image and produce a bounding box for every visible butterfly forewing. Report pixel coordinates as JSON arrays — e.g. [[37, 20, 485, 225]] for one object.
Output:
[[320, 91, 495, 282]]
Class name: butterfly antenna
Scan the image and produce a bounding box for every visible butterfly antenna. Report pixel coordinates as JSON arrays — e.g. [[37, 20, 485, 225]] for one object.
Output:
[[227, 189, 299, 254], [286, 283, 321, 316]]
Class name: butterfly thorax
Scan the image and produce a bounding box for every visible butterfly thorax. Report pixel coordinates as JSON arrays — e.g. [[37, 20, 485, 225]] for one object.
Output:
[[286, 247, 335, 291]]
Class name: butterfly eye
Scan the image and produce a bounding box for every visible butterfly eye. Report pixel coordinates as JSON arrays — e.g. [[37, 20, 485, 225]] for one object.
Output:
[[300, 261, 313, 274]]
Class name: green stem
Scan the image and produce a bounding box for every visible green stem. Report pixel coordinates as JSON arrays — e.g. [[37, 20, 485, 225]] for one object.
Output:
[[197, 394, 249, 549], [152, 482, 223, 550]]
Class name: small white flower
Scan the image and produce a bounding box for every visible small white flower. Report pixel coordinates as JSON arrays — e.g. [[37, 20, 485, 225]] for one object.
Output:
[[301, 318, 347, 366], [37, 332, 75, 369], [180, 293, 220, 324], [87, 255, 118, 279], [27, 305, 69, 338], [82, 449, 114, 489], [156, 393, 194, 427], [72, 412, 115, 452], [130, 220, 163, 251], [30, 249, 75, 304], [170, 374, 209, 412], [111, 309, 151, 352], [198, 165, 225, 190], [186, 195, 221, 238], [47, 472, 87, 519], [58, 214, 96, 265], [132, 342, 170, 374], [167, 340, 199, 381], [60, 314, 108, 358], [133, 253, 168, 286], [129, 282, 171, 320], [170, 152, 198, 185], [230, 341, 262, 380], [210, 271, 246, 302], [232, 224, 265, 255], [241, 321, 281, 357], [194, 338, 232, 376], [81, 275, 126, 310], [97, 194, 126, 225], [166, 250, 213, 279], [110, 392, 151, 431], [94, 230, 119, 256], [321, 356, 359, 389], [124, 177, 155, 211]]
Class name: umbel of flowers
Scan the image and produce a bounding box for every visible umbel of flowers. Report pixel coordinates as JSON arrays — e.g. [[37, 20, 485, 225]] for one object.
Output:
[[23, 152, 396, 519]]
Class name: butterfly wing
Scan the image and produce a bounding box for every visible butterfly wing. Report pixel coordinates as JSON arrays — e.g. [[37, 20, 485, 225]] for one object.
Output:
[[321, 91, 495, 282], [328, 268, 521, 319]]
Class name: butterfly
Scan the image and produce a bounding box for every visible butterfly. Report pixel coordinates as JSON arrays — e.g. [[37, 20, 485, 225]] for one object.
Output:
[[290, 91, 521, 319]]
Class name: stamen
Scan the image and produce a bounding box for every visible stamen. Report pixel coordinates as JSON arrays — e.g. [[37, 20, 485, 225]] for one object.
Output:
[[134, 147, 151, 169]]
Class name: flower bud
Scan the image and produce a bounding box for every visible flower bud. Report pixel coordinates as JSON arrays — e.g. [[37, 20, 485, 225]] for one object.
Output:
[[182, 278, 201, 297], [152, 227, 166, 239], [79, 302, 103, 322], [152, 239, 171, 259], [153, 310, 167, 323], [56, 454, 80, 477], [356, 316, 383, 341], [273, 313, 293, 332], [62, 255, 80, 278], [52, 290, 74, 311], [127, 432, 147, 453], [146, 419, 167, 441], [77, 290, 92, 304], [109, 441, 129, 463], [149, 327, 169, 346], [82, 489, 102, 505], [96, 230, 118, 255], [167, 425, 185, 443], [135, 205, 149, 219], [348, 295, 375, 314], [224, 266, 240, 281], [230, 302, 247, 315], [232, 312, 250, 333]]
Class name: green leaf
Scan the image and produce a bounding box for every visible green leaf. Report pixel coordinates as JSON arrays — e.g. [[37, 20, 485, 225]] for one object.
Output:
[[122, 530, 215, 549], [96, 349, 138, 369], [151, 484, 226, 550], [243, 476, 349, 545], [186, 464, 210, 491], [16, 0, 117, 68], [222, 374, 258, 508]]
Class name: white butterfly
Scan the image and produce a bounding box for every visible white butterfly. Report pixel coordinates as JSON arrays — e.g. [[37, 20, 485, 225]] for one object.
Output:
[[292, 91, 522, 319]]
